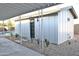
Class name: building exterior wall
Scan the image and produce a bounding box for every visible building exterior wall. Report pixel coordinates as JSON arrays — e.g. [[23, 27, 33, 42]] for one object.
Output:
[[58, 9, 74, 44], [15, 9, 74, 44], [15, 20, 30, 40], [35, 14, 58, 44]]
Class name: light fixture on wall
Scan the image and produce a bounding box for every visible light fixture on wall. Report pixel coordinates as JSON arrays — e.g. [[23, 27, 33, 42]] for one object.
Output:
[[37, 18, 39, 22]]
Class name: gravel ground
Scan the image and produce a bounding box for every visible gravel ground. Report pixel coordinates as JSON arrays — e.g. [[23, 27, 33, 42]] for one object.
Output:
[[5, 34, 79, 56]]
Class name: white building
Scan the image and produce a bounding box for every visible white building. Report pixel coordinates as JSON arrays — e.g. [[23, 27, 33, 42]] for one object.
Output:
[[15, 4, 78, 44]]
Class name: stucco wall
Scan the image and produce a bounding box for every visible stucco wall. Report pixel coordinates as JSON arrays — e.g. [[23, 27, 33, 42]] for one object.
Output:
[[74, 19, 79, 34], [74, 24, 79, 34]]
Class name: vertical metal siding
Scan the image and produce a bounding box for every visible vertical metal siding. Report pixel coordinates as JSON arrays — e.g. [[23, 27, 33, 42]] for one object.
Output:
[[58, 9, 74, 44], [15, 20, 30, 40], [15, 9, 74, 44], [35, 14, 58, 44]]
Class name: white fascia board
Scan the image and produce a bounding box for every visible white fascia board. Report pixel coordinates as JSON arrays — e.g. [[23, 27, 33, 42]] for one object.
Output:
[[9, 16, 20, 21], [20, 4, 72, 20], [20, 5, 62, 19], [6, 4, 72, 21]]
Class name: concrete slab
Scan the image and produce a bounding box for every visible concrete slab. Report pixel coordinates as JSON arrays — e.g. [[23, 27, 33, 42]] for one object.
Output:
[[0, 38, 43, 56]]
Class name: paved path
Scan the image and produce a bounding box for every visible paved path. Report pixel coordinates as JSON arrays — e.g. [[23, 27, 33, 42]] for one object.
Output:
[[0, 38, 43, 56]]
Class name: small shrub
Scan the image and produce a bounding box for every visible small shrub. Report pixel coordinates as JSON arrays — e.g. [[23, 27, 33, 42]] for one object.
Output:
[[10, 32, 13, 37], [44, 39, 50, 47], [68, 41, 71, 45], [37, 39, 39, 45], [15, 33, 19, 38]]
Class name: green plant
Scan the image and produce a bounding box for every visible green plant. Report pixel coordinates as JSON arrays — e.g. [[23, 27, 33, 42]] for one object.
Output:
[[7, 20, 15, 31], [37, 39, 39, 45], [15, 33, 19, 38], [44, 39, 50, 47], [10, 32, 13, 37]]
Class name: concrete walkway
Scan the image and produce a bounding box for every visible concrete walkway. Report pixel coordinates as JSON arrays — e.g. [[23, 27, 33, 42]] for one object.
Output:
[[0, 37, 43, 56]]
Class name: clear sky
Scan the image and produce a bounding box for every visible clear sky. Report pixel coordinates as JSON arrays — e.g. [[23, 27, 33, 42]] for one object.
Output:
[[60, 0, 79, 19]]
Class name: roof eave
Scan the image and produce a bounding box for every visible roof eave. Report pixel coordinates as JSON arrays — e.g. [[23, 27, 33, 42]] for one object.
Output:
[[69, 7, 78, 19]]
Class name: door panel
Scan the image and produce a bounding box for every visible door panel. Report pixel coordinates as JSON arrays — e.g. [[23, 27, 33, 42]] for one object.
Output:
[[30, 19, 35, 38]]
